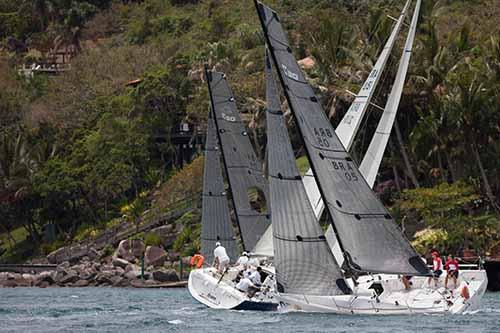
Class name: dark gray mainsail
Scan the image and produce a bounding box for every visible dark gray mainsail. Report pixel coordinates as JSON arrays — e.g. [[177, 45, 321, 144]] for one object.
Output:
[[255, 1, 429, 276], [205, 69, 271, 252], [200, 114, 238, 263], [265, 51, 344, 295]]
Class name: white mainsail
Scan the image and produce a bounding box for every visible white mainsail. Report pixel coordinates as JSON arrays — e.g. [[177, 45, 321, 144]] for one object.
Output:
[[359, 0, 422, 188]]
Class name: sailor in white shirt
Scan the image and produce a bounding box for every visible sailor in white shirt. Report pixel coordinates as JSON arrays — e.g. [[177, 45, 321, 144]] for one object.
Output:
[[236, 251, 249, 268], [249, 267, 262, 286], [213, 242, 230, 273], [235, 277, 255, 293]]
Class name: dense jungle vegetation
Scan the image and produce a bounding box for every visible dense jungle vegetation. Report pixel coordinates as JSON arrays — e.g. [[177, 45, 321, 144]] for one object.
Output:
[[0, 0, 499, 262]]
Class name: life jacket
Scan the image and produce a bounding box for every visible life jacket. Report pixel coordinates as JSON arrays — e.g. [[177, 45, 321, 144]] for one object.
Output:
[[190, 254, 205, 269]]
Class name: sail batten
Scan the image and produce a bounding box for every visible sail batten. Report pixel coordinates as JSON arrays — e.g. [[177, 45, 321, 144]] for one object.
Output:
[[200, 114, 238, 264], [359, 0, 422, 188], [205, 69, 271, 252], [256, 1, 430, 276], [265, 49, 344, 295]]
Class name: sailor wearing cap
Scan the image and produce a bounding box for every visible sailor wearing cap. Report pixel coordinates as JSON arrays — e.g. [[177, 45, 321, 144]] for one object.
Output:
[[236, 251, 249, 268], [213, 241, 230, 273]]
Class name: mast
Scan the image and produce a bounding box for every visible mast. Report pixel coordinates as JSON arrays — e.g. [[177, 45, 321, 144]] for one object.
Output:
[[359, 0, 422, 188]]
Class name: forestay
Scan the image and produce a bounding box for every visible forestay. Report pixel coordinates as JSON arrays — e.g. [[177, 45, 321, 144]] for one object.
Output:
[[359, 0, 422, 188], [206, 69, 271, 252], [265, 51, 344, 295], [200, 114, 238, 263], [256, 1, 429, 276]]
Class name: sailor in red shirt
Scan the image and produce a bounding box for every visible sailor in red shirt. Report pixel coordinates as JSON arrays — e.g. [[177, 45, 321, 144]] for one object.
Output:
[[427, 250, 443, 287], [445, 254, 460, 289]]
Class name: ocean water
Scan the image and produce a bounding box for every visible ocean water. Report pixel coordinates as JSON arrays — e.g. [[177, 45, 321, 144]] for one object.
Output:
[[0, 288, 498, 332]]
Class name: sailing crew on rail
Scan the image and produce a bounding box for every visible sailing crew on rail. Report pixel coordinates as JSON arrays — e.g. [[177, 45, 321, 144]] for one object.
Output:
[[427, 250, 443, 288], [213, 242, 230, 273], [445, 254, 460, 289]]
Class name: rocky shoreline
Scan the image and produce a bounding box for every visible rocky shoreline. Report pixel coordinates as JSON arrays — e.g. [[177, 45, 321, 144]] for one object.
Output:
[[0, 239, 189, 288]]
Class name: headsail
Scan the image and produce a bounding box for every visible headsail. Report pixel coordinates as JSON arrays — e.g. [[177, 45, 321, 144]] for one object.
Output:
[[200, 114, 238, 263], [359, 0, 422, 188], [205, 69, 271, 252], [255, 1, 429, 276], [265, 50, 344, 295], [303, 0, 412, 221]]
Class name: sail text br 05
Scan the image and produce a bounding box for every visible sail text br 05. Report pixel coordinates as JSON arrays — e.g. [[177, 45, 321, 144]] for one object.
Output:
[[205, 68, 271, 253], [255, 0, 429, 277]]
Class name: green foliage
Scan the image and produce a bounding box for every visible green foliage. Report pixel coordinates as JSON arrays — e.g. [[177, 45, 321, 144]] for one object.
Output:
[[172, 211, 200, 256], [102, 244, 114, 257], [144, 232, 162, 247], [40, 239, 64, 255], [393, 182, 500, 254]]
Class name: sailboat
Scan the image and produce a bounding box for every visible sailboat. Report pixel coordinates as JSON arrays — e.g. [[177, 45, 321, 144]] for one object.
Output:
[[256, 0, 487, 314], [188, 68, 278, 311]]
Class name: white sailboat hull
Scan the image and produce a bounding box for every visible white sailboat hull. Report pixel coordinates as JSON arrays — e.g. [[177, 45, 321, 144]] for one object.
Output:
[[188, 267, 278, 311], [277, 270, 487, 315]]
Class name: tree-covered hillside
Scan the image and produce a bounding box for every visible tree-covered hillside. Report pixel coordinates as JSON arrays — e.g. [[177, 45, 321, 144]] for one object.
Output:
[[1, 0, 499, 262]]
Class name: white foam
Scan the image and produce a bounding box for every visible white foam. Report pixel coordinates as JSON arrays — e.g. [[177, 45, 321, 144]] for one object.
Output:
[[168, 319, 184, 325]]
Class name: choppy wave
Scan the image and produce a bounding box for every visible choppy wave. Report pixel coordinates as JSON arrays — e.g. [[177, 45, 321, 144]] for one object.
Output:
[[0, 288, 498, 333]]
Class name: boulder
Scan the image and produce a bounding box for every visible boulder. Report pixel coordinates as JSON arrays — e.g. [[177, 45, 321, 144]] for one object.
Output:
[[117, 239, 145, 261], [112, 257, 129, 269], [95, 272, 114, 285], [144, 246, 166, 267], [35, 271, 55, 286], [124, 270, 140, 280], [37, 281, 50, 288], [124, 263, 140, 273], [73, 279, 89, 287], [1, 279, 19, 288], [58, 261, 71, 269], [58, 273, 79, 285], [110, 276, 124, 287], [152, 269, 179, 283]]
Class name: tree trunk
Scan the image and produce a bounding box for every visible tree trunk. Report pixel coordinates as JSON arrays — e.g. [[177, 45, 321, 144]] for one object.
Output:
[[471, 141, 500, 213], [437, 150, 447, 183], [0, 224, 15, 249], [389, 139, 401, 192], [394, 121, 420, 188], [444, 151, 458, 183]]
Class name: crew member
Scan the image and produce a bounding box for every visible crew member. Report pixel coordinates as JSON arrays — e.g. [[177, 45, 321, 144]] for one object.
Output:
[[249, 266, 263, 286], [236, 251, 249, 268], [427, 250, 443, 288], [445, 254, 460, 289], [235, 277, 256, 295], [213, 242, 230, 273]]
